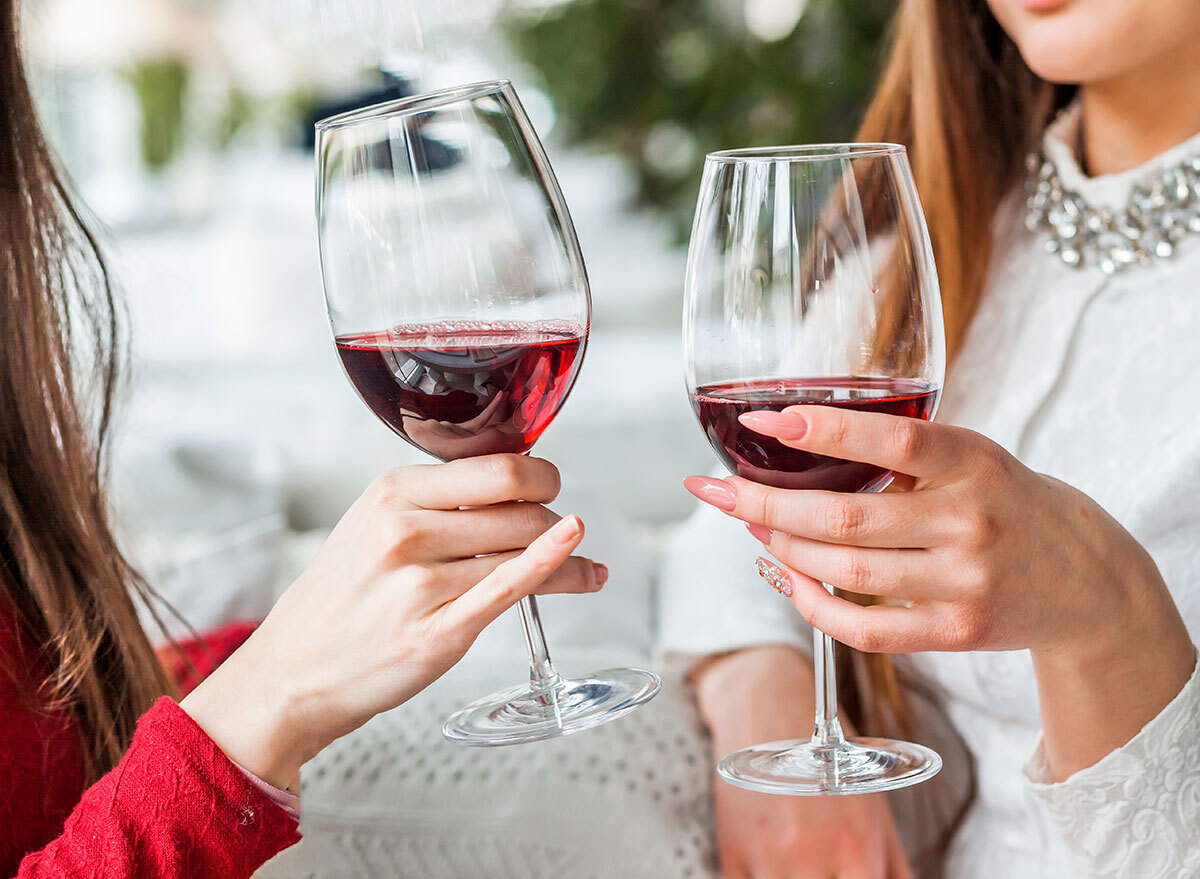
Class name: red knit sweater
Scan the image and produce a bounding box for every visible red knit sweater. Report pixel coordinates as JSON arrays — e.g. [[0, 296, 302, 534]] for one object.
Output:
[[0, 610, 301, 876]]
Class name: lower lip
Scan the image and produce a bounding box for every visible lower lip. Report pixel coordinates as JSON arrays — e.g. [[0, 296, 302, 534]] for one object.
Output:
[[1018, 0, 1069, 10]]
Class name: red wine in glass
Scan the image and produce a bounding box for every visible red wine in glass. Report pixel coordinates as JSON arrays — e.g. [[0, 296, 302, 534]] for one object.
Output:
[[692, 377, 939, 492], [336, 320, 585, 462]]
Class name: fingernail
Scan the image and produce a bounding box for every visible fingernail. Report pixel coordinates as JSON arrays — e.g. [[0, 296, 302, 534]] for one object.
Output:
[[550, 515, 582, 545], [593, 563, 609, 586], [738, 410, 808, 441], [683, 476, 737, 512], [746, 523, 772, 545], [756, 557, 793, 597]]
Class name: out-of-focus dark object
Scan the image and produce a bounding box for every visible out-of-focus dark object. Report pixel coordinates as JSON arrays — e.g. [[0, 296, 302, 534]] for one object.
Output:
[[505, 0, 892, 235], [304, 72, 461, 173]]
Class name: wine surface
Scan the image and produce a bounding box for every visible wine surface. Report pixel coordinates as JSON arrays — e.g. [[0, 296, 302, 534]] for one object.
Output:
[[337, 321, 585, 461], [692, 377, 939, 491]]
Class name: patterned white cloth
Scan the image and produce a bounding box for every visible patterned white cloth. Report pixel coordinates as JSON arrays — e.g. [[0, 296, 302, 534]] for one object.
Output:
[[659, 107, 1200, 879]]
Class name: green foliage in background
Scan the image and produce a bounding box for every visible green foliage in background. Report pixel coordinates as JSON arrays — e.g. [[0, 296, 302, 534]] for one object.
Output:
[[122, 59, 190, 174], [505, 0, 893, 233]]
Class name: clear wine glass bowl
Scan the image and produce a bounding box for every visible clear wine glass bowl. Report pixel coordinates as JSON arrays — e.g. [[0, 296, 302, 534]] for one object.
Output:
[[315, 80, 660, 746], [684, 143, 946, 794]]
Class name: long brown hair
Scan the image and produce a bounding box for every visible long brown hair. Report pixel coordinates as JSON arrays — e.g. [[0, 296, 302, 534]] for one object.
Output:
[[0, 1, 172, 781], [838, 0, 1074, 862]]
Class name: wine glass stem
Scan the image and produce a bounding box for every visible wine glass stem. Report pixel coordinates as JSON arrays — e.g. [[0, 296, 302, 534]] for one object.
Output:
[[812, 582, 847, 748], [517, 595, 564, 694]]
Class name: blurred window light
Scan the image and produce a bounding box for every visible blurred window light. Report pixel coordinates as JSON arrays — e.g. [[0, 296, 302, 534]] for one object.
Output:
[[660, 30, 712, 85], [744, 0, 808, 42], [642, 121, 698, 178]]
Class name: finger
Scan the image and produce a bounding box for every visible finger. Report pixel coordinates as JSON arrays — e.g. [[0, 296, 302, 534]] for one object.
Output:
[[419, 502, 561, 558], [368, 454, 561, 511], [436, 551, 605, 599], [753, 533, 943, 600], [722, 480, 951, 548], [445, 514, 586, 631], [737, 406, 967, 479], [756, 558, 938, 653]]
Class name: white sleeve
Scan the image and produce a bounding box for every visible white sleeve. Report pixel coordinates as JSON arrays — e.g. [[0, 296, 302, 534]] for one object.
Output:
[[1022, 653, 1200, 878], [655, 499, 812, 673]]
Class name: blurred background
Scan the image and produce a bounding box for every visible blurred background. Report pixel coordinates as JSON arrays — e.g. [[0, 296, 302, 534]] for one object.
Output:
[[23, 0, 891, 636]]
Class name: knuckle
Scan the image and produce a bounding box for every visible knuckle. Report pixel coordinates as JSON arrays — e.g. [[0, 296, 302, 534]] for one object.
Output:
[[756, 487, 781, 525], [825, 412, 851, 450], [976, 440, 1011, 479], [573, 558, 596, 592], [407, 567, 440, 593], [517, 502, 551, 537], [838, 552, 873, 593], [383, 516, 421, 554], [824, 498, 867, 542], [367, 467, 408, 506], [947, 607, 990, 651], [485, 455, 525, 494], [845, 619, 885, 653], [962, 508, 999, 546], [489, 567, 525, 605], [891, 418, 924, 463]]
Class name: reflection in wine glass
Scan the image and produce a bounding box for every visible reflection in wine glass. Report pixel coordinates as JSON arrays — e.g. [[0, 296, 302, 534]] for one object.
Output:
[[316, 81, 660, 747], [684, 144, 946, 795]]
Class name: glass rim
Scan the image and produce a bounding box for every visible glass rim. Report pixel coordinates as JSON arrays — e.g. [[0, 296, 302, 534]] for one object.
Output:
[[705, 143, 907, 163], [315, 79, 513, 132]]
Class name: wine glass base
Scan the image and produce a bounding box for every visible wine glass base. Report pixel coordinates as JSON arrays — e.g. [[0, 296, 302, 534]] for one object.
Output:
[[718, 736, 942, 796], [442, 668, 662, 747]]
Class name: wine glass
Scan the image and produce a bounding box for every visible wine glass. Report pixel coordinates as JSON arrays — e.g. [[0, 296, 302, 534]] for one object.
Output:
[[315, 80, 660, 746], [683, 144, 946, 794]]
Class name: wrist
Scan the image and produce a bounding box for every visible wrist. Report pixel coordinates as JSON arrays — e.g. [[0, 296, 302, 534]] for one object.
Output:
[[180, 632, 316, 791], [1034, 550, 1186, 669], [691, 645, 846, 748], [1030, 555, 1195, 780]]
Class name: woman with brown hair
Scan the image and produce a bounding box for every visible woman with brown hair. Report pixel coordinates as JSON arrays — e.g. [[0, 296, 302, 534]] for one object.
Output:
[[664, 0, 1200, 876], [0, 0, 608, 873]]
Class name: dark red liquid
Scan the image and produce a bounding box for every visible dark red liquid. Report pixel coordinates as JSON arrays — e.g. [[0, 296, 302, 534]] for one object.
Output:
[[692, 378, 939, 491], [336, 321, 585, 461]]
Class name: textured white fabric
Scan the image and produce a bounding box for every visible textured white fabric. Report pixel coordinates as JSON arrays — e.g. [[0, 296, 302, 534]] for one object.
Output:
[[658, 109, 1200, 879]]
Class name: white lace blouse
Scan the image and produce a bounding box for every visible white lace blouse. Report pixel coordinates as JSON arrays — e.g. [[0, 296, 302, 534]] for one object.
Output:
[[659, 108, 1200, 879]]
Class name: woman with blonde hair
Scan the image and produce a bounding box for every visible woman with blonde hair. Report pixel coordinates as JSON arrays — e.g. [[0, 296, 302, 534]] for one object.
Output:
[[665, 0, 1200, 876]]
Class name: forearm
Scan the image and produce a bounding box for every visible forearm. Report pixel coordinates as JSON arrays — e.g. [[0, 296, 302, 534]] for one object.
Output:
[[1031, 568, 1196, 781]]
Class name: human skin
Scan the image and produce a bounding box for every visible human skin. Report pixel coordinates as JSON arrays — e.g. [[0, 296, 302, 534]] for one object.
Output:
[[181, 454, 606, 792], [691, 3, 1200, 873]]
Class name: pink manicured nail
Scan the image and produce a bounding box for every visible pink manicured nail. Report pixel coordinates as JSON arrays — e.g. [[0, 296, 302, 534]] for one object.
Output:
[[683, 476, 738, 512], [746, 523, 772, 545], [739, 410, 808, 441], [550, 515, 582, 545], [593, 563, 609, 586], [756, 557, 793, 598]]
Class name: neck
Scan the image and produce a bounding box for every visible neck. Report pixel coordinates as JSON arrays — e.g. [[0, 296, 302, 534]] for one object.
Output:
[[1079, 51, 1200, 176]]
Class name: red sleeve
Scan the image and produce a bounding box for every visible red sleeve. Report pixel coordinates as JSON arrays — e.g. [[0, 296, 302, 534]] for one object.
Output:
[[12, 698, 301, 878]]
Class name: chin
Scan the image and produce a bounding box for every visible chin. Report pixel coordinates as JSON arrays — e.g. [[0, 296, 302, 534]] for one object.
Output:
[[988, 0, 1141, 85]]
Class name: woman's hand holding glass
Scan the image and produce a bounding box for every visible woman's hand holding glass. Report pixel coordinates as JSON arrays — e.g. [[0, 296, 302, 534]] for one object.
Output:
[[181, 455, 604, 791], [690, 402, 1197, 780]]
